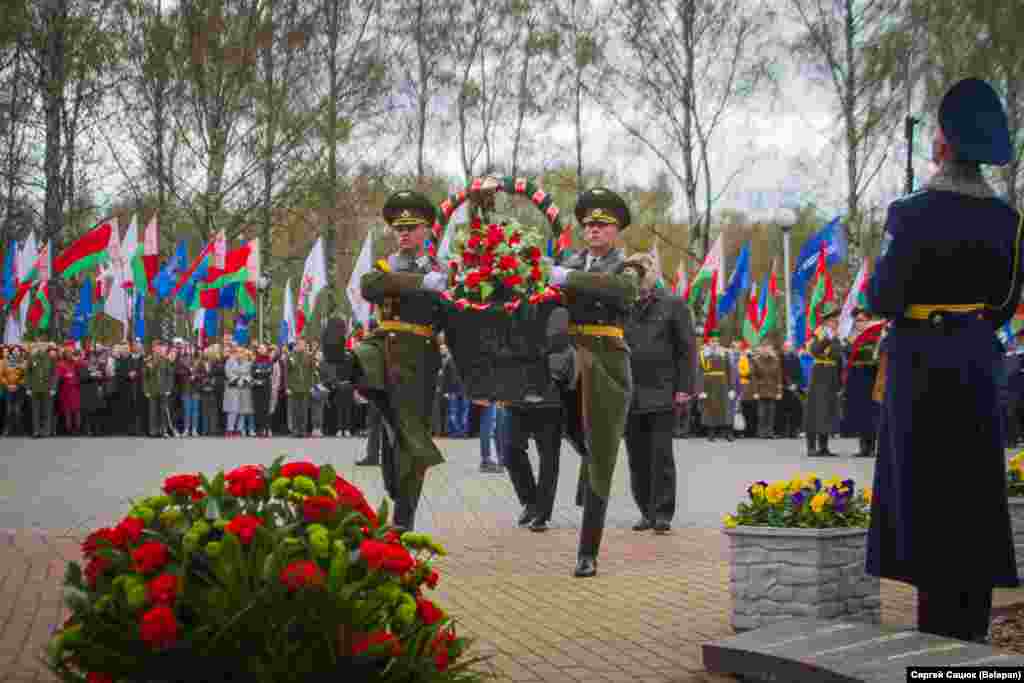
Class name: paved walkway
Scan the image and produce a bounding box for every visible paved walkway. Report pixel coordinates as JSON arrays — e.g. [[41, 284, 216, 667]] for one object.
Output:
[[1, 436, 1022, 682]]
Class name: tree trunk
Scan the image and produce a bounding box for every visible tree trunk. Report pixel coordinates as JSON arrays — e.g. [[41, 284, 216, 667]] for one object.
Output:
[[415, 0, 428, 182], [2, 38, 25, 239], [324, 0, 340, 312], [843, 0, 859, 245], [511, 25, 533, 178], [42, 0, 67, 248], [681, 0, 701, 257]]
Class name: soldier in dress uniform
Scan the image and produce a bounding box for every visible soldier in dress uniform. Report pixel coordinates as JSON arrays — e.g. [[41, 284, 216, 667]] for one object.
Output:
[[752, 342, 783, 439], [284, 338, 316, 437], [866, 78, 1022, 642], [804, 302, 842, 457], [26, 342, 58, 438], [3, 344, 28, 436], [352, 190, 449, 532], [548, 187, 642, 577], [697, 333, 734, 442], [844, 310, 881, 457]]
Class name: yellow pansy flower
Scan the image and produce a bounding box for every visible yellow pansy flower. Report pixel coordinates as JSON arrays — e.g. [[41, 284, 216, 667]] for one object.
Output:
[[823, 477, 842, 489], [749, 483, 766, 499], [804, 473, 820, 487], [723, 515, 738, 529], [765, 483, 787, 504], [810, 492, 830, 513], [787, 479, 804, 494], [862, 487, 873, 504]]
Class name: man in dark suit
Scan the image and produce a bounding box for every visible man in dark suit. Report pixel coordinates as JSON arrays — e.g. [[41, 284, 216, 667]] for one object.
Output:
[[866, 78, 1022, 643]]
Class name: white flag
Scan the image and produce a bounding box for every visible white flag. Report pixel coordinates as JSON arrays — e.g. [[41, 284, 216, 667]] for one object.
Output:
[[437, 182, 464, 261], [296, 237, 327, 335], [104, 219, 131, 336], [245, 237, 261, 284], [281, 278, 296, 345], [838, 260, 869, 339], [120, 215, 139, 286], [346, 228, 374, 326]]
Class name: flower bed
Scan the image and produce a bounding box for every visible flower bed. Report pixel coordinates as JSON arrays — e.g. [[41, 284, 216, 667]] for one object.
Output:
[[723, 474, 878, 632], [1008, 452, 1024, 579], [47, 457, 483, 683]]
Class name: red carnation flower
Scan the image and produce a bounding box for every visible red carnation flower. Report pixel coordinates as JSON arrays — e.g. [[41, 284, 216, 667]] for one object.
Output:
[[117, 517, 146, 545], [352, 630, 401, 657], [529, 246, 541, 263], [465, 272, 483, 289], [470, 217, 482, 231], [425, 569, 440, 589], [498, 255, 519, 271], [502, 275, 523, 288], [225, 514, 264, 545], [509, 231, 522, 246], [191, 490, 207, 502], [467, 235, 482, 250], [486, 225, 505, 247], [334, 476, 378, 527], [448, 260, 458, 272], [163, 474, 202, 498], [131, 541, 169, 574], [82, 527, 126, 559], [84, 556, 111, 589], [279, 560, 325, 592], [462, 250, 477, 266], [139, 605, 178, 650], [225, 464, 265, 497], [384, 530, 401, 543], [87, 673, 114, 683], [302, 496, 338, 523], [530, 266, 543, 281], [360, 539, 415, 575], [417, 598, 443, 625], [146, 574, 179, 606], [280, 462, 320, 479]]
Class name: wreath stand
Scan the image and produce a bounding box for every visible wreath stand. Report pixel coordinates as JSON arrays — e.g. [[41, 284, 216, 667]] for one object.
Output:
[[434, 177, 567, 403]]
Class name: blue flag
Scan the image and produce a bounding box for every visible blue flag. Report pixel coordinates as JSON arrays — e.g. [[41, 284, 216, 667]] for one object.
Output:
[[204, 308, 218, 339], [70, 278, 94, 341], [1, 240, 15, 304], [156, 240, 188, 300], [233, 314, 251, 345], [133, 290, 145, 342], [278, 318, 290, 347], [717, 242, 751, 317], [219, 282, 238, 309], [181, 255, 210, 308], [790, 216, 847, 347]]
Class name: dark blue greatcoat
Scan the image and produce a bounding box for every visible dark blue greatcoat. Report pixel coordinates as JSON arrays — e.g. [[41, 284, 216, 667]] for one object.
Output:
[[843, 341, 880, 436], [866, 179, 1023, 589]]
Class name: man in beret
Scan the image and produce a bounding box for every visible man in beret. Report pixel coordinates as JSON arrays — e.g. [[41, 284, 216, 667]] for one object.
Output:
[[866, 78, 1023, 642], [352, 190, 449, 531], [548, 187, 641, 577], [804, 302, 842, 457]]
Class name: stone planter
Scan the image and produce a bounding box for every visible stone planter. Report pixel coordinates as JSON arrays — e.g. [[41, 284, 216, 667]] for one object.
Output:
[[1009, 497, 1024, 579], [725, 526, 881, 633]]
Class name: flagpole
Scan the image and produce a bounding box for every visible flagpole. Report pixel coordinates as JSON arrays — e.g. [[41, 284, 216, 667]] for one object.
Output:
[[779, 215, 794, 343]]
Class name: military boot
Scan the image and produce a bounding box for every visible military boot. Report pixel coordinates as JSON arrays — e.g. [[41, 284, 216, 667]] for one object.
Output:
[[805, 432, 818, 457], [817, 433, 836, 457], [574, 485, 608, 578]]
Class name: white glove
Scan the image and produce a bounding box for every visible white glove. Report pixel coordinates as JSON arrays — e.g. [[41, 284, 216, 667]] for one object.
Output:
[[550, 266, 570, 287], [754, 393, 759, 399], [728, 390, 736, 400], [789, 384, 797, 391], [699, 392, 707, 399], [422, 271, 446, 291]]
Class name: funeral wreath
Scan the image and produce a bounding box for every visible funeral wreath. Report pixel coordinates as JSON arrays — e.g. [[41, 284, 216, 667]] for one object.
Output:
[[47, 456, 483, 683]]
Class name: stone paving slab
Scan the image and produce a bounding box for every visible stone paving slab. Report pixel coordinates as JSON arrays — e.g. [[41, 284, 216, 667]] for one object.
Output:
[[3, 525, 1024, 683]]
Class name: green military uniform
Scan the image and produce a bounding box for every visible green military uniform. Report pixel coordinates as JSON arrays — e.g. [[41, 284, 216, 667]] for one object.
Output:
[[805, 303, 843, 457], [26, 344, 58, 437], [144, 350, 175, 437], [557, 188, 640, 577], [352, 191, 446, 531], [285, 347, 316, 436], [752, 346, 783, 438], [697, 336, 733, 438]]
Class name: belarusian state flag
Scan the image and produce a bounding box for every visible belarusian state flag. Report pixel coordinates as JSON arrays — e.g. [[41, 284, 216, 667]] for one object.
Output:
[[742, 282, 759, 345], [27, 281, 51, 330], [702, 270, 719, 343], [11, 241, 49, 309], [55, 221, 113, 279], [200, 239, 250, 309], [838, 259, 870, 338], [141, 213, 159, 293], [685, 233, 724, 306], [756, 267, 779, 342], [805, 243, 834, 337], [239, 238, 260, 316], [296, 237, 327, 337]]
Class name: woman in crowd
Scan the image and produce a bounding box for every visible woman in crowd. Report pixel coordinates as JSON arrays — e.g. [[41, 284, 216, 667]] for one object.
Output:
[[223, 347, 252, 437], [251, 344, 274, 438], [79, 347, 107, 437], [178, 348, 201, 437], [57, 347, 82, 435]]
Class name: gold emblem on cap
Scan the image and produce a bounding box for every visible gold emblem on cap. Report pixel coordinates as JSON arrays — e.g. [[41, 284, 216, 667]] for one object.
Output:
[[392, 208, 428, 227], [583, 208, 619, 225]]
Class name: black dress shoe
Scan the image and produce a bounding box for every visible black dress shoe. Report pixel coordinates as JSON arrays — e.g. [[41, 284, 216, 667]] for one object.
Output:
[[573, 556, 597, 577], [355, 457, 379, 466], [653, 520, 671, 534], [517, 506, 537, 526], [632, 518, 653, 531], [529, 518, 548, 532]]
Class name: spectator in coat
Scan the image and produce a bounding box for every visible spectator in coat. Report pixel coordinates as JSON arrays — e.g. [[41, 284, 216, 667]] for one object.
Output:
[[223, 347, 254, 437], [57, 348, 82, 435]]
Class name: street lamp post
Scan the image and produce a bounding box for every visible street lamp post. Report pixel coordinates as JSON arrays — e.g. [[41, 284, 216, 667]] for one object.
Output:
[[257, 275, 270, 343], [776, 208, 796, 343]]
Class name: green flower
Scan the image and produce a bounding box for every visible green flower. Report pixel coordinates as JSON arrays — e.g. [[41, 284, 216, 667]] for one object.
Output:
[[129, 506, 156, 525], [292, 476, 316, 496], [126, 583, 147, 611], [192, 520, 212, 537], [206, 541, 222, 558], [159, 509, 184, 529], [318, 485, 337, 499], [183, 532, 201, 553], [213, 519, 228, 530], [394, 593, 416, 627], [270, 477, 291, 498], [144, 495, 172, 511], [308, 525, 330, 558]]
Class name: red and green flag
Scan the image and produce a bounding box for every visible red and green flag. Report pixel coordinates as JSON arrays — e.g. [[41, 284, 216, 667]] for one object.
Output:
[[685, 233, 724, 305], [742, 282, 760, 345], [27, 282, 51, 330], [55, 222, 113, 280], [238, 238, 260, 316], [805, 243, 834, 337], [702, 270, 719, 343], [200, 241, 251, 309], [755, 266, 780, 342]]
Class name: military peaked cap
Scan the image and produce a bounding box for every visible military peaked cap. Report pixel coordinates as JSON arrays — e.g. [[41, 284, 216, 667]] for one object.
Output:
[[382, 191, 436, 228], [575, 188, 631, 230], [939, 78, 1013, 166]]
